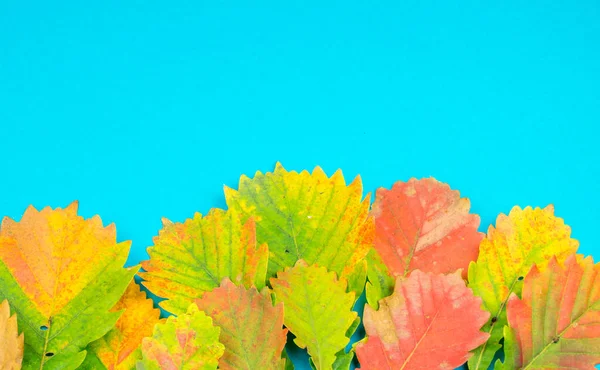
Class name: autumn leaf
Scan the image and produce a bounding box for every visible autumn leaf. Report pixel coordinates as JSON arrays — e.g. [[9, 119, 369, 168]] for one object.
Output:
[[364, 249, 394, 309], [0, 202, 137, 370], [196, 278, 288, 370], [355, 270, 490, 370], [270, 261, 357, 370], [137, 303, 224, 370], [371, 178, 482, 280], [496, 255, 600, 369], [0, 300, 23, 370], [225, 163, 374, 294], [468, 205, 579, 370], [140, 208, 269, 315], [83, 282, 161, 370]]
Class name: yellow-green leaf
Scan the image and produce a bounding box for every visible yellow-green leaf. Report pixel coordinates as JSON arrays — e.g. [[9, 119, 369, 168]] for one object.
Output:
[[364, 249, 394, 310], [270, 261, 357, 370], [196, 279, 288, 370], [467, 205, 579, 370], [0, 202, 137, 370], [84, 282, 161, 370], [140, 208, 268, 315], [0, 299, 24, 370], [225, 163, 374, 294], [137, 304, 224, 370]]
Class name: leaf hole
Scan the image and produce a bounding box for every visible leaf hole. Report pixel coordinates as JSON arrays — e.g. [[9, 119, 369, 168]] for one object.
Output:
[[518, 276, 524, 281], [284, 249, 290, 253], [552, 336, 560, 343], [40, 325, 48, 331], [45, 352, 54, 357], [491, 317, 498, 323]]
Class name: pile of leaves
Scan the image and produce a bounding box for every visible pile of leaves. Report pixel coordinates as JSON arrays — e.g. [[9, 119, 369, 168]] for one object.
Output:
[[0, 163, 598, 370]]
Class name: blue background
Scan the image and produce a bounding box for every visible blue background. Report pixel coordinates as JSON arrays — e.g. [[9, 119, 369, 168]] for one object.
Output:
[[1, 1, 599, 369]]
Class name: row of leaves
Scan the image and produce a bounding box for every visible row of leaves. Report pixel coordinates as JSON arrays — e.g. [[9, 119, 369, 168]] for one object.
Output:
[[0, 163, 598, 369]]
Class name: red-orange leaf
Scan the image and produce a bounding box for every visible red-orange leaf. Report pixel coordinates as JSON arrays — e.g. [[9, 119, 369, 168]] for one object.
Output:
[[498, 255, 600, 369], [356, 270, 489, 370], [196, 279, 287, 370], [372, 178, 483, 279]]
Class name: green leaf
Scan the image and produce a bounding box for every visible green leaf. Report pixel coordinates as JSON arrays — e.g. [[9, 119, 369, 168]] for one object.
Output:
[[140, 208, 269, 315], [270, 261, 357, 370], [225, 163, 374, 294], [364, 249, 394, 310]]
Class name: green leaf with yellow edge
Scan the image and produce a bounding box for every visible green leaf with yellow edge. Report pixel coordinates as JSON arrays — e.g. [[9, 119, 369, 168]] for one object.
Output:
[[0, 299, 24, 370], [83, 282, 161, 370], [196, 278, 288, 370], [0, 202, 137, 370], [496, 254, 600, 369], [365, 249, 394, 310], [224, 163, 374, 295], [137, 303, 224, 370], [140, 208, 269, 315], [270, 261, 357, 370], [467, 205, 579, 370]]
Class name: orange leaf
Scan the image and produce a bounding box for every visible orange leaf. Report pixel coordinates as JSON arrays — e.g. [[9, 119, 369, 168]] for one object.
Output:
[[196, 279, 287, 370], [372, 178, 483, 279], [0, 300, 23, 369], [87, 282, 161, 369], [356, 270, 489, 370]]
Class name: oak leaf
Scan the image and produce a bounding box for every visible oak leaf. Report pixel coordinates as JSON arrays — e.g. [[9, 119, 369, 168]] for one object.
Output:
[[468, 205, 579, 370], [356, 270, 489, 370], [84, 282, 161, 369], [497, 255, 600, 369], [0, 203, 137, 370], [196, 279, 288, 370], [225, 163, 374, 294], [0, 300, 24, 370], [140, 208, 268, 315], [270, 261, 357, 370], [137, 304, 224, 370]]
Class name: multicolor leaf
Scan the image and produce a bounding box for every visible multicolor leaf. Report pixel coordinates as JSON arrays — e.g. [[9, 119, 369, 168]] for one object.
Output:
[[137, 304, 224, 370], [0, 202, 137, 370], [496, 255, 600, 369], [225, 163, 374, 294], [0, 300, 24, 370], [270, 261, 357, 370], [371, 178, 483, 279], [468, 205, 579, 370], [356, 270, 490, 370], [140, 208, 269, 315], [196, 278, 288, 370], [84, 282, 161, 370]]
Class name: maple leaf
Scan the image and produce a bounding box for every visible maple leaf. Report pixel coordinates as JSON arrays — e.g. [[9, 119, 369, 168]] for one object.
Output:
[[0, 202, 137, 370], [0, 300, 24, 370], [83, 282, 161, 370], [468, 205, 579, 370], [137, 303, 224, 370], [140, 208, 269, 315], [496, 255, 600, 369], [270, 261, 358, 370], [225, 163, 374, 294], [371, 178, 483, 280], [355, 270, 490, 370], [196, 278, 288, 370]]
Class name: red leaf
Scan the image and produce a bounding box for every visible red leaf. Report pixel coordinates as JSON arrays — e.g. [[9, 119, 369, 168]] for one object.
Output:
[[372, 178, 483, 278], [356, 270, 490, 370]]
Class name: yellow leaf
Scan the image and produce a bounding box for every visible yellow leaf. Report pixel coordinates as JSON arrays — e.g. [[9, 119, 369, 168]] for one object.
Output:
[[467, 205, 579, 370], [0, 300, 24, 370]]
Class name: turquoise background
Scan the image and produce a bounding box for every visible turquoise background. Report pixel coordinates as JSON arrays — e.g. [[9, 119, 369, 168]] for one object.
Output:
[[1, 1, 599, 369]]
